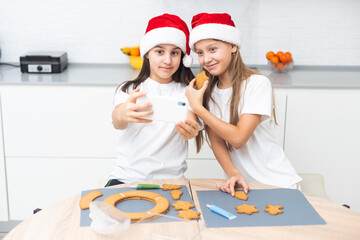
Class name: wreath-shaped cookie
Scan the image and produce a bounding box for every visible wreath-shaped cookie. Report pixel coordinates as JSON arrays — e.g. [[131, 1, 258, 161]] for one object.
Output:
[[103, 191, 170, 222], [79, 190, 103, 210]]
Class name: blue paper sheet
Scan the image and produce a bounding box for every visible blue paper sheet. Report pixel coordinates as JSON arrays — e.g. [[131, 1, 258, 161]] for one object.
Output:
[[80, 185, 199, 226], [196, 189, 326, 228]]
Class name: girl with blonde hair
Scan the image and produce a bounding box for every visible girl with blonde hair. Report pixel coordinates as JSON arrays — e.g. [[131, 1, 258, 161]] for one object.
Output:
[[186, 13, 302, 195]]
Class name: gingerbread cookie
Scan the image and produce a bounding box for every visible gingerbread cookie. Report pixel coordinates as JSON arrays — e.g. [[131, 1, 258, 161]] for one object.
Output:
[[235, 204, 259, 215], [234, 191, 248, 201], [79, 190, 103, 210], [265, 204, 284, 215], [162, 184, 182, 191], [178, 209, 201, 220], [171, 190, 183, 200], [172, 200, 194, 211], [103, 191, 170, 222], [195, 71, 209, 89]]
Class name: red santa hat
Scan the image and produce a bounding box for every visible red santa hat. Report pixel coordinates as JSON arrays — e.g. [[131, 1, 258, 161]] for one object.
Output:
[[189, 13, 242, 51], [140, 13, 193, 67]]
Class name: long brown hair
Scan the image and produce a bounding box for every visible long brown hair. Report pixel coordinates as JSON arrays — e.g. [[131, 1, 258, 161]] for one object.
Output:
[[195, 48, 278, 152], [116, 52, 194, 93]]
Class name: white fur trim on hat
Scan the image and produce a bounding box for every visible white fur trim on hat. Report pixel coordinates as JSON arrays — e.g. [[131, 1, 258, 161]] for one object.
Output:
[[189, 23, 242, 51], [140, 27, 187, 58], [182, 54, 193, 67]]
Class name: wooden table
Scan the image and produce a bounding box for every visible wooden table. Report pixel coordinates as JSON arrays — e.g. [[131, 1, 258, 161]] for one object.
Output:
[[5, 178, 360, 240]]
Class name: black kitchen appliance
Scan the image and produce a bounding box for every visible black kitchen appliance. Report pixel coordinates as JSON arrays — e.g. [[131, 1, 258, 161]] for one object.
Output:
[[20, 51, 68, 73]]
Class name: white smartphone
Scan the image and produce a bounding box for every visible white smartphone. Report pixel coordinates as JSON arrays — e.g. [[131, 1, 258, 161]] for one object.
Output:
[[136, 95, 188, 123]]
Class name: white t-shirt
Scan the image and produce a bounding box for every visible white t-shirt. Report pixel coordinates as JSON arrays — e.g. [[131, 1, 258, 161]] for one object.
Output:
[[209, 74, 302, 188], [109, 77, 189, 183]]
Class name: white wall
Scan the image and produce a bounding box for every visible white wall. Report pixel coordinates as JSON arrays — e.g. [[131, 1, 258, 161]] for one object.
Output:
[[0, 0, 359, 66]]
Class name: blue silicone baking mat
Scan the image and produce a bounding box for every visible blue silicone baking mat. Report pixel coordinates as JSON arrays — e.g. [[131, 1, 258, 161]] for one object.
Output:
[[196, 188, 326, 228], [80, 185, 199, 226]]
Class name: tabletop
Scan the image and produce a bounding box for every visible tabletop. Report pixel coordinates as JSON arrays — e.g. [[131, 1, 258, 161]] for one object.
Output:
[[4, 178, 360, 240]]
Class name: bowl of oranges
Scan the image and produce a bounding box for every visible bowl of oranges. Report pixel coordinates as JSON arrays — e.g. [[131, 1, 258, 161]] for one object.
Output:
[[266, 51, 293, 73], [121, 45, 143, 70]]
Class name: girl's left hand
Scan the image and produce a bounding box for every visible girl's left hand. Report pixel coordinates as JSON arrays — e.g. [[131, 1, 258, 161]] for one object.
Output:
[[175, 119, 201, 140], [185, 78, 208, 113], [216, 173, 249, 196]]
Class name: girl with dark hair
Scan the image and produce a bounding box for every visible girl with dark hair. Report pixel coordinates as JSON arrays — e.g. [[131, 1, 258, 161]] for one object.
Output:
[[107, 14, 200, 186]]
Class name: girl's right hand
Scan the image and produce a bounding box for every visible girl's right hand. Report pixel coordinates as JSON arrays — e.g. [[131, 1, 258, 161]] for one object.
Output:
[[122, 88, 153, 123], [185, 78, 208, 114], [216, 171, 249, 196]]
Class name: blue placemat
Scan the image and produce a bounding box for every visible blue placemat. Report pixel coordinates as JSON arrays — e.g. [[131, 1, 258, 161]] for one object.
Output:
[[196, 189, 326, 228], [80, 185, 199, 226]]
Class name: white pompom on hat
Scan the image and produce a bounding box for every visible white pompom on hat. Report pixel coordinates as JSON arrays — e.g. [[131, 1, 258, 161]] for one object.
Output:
[[140, 13, 193, 67], [189, 13, 242, 51]]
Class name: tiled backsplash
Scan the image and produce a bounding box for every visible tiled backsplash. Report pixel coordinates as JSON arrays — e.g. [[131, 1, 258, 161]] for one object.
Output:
[[0, 0, 359, 66]]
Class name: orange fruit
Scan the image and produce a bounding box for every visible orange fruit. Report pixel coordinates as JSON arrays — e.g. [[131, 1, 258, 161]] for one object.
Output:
[[266, 51, 275, 60], [285, 52, 292, 57], [285, 52, 293, 62], [279, 54, 289, 63], [276, 63, 285, 70], [276, 51, 284, 57], [129, 47, 140, 56], [270, 56, 279, 64]]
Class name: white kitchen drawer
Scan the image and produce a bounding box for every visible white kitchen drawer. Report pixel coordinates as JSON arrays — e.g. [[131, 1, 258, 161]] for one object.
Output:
[[6, 157, 115, 220], [1, 85, 117, 158]]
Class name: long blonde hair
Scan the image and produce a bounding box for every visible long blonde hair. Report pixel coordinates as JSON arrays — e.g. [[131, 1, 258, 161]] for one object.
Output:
[[195, 49, 277, 152]]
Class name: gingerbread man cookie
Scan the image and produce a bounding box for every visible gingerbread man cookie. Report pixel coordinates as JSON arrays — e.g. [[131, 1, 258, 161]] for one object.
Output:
[[172, 200, 194, 210], [235, 204, 259, 215], [195, 71, 209, 89], [162, 184, 182, 191], [171, 190, 183, 200], [178, 209, 201, 220], [265, 204, 284, 215], [234, 191, 248, 201]]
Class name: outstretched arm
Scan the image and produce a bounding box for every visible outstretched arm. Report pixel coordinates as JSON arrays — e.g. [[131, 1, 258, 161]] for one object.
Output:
[[112, 88, 153, 129]]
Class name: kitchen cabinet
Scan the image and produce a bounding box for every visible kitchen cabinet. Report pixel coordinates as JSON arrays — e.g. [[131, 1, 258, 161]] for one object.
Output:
[[284, 89, 360, 213], [1, 85, 117, 158], [0, 96, 9, 221], [6, 157, 114, 220]]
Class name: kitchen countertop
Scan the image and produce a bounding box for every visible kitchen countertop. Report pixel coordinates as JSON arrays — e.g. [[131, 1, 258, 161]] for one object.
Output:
[[1, 63, 360, 89]]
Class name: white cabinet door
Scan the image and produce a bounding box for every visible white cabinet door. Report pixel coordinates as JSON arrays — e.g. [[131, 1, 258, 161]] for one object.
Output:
[[185, 159, 225, 179], [284, 89, 360, 213], [1, 85, 117, 158], [0, 95, 9, 221], [6, 157, 115, 220]]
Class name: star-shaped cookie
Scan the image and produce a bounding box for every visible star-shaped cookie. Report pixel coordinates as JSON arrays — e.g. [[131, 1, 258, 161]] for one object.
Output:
[[234, 191, 248, 201], [264, 204, 284, 215], [172, 200, 194, 210], [178, 209, 201, 220], [235, 204, 259, 215]]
